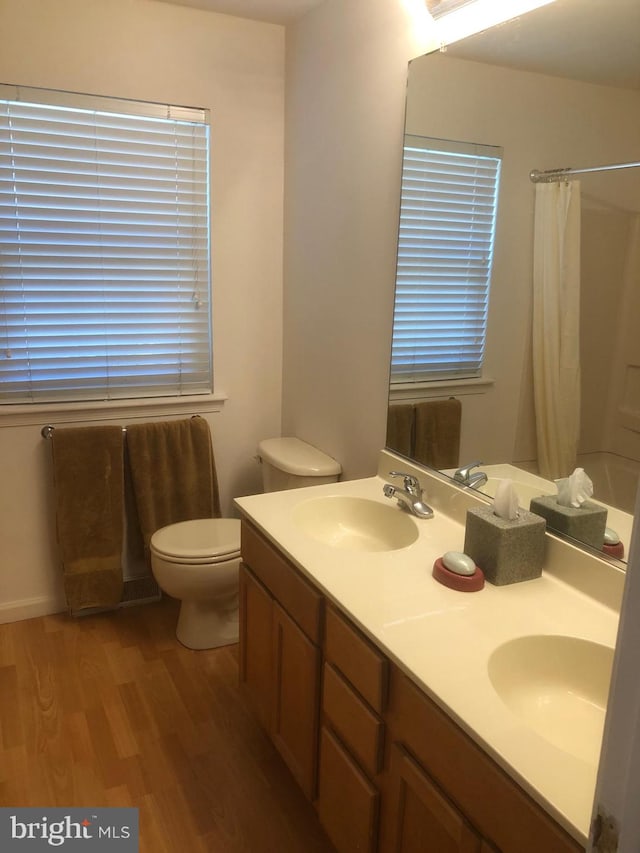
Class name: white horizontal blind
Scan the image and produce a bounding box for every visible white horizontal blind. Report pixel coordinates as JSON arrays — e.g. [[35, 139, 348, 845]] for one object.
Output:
[[391, 135, 502, 384], [0, 85, 211, 404]]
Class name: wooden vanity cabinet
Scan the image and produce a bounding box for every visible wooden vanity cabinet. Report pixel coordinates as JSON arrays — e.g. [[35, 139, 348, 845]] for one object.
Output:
[[239, 521, 323, 799], [316, 606, 388, 853], [385, 743, 482, 853], [381, 668, 583, 853], [316, 724, 379, 853], [239, 520, 585, 853], [238, 564, 273, 731]]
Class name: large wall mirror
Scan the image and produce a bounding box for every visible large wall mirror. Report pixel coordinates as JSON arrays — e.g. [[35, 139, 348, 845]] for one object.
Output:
[[387, 0, 640, 563]]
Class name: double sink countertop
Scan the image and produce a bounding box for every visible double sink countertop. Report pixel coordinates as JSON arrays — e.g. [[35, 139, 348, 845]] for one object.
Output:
[[235, 450, 625, 846]]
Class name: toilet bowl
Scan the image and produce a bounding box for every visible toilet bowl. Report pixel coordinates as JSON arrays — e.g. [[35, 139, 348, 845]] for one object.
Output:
[[151, 437, 341, 651], [150, 518, 241, 650]]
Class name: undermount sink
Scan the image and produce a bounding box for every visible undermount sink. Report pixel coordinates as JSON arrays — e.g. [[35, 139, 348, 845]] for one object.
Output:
[[488, 635, 614, 764], [292, 496, 419, 552]]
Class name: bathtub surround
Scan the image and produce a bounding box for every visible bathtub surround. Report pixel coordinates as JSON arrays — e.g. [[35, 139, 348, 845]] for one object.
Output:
[[51, 426, 124, 612]]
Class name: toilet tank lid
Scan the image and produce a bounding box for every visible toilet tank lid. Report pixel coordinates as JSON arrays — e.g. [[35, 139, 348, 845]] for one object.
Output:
[[258, 437, 342, 477]]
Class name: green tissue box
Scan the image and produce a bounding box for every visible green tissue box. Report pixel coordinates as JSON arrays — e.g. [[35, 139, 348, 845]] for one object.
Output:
[[529, 495, 607, 550], [463, 505, 546, 586]]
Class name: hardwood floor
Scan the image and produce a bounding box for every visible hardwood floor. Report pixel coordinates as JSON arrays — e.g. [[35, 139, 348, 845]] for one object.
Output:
[[0, 597, 335, 852]]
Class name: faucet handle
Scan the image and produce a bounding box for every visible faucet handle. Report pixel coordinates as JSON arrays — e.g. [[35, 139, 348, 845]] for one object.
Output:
[[389, 471, 421, 492], [454, 461, 483, 483]]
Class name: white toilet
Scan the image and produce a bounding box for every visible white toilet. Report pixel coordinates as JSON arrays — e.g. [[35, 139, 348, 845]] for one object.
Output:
[[150, 518, 241, 650], [257, 436, 342, 492], [149, 437, 341, 650]]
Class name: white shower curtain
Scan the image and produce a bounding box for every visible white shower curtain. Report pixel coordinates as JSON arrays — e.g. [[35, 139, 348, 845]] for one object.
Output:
[[532, 180, 581, 480]]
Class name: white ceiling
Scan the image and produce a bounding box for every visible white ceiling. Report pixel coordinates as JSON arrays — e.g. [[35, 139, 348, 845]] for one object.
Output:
[[154, 0, 324, 25], [448, 0, 640, 91], [155, 0, 639, 90]]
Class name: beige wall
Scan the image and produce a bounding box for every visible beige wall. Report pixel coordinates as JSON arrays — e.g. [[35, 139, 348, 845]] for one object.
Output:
[[0, 0, 285, 620], [282, 0, 437, 480]]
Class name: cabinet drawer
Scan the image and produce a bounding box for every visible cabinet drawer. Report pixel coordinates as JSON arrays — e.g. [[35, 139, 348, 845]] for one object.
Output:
[[325, 605, 388, 713], [323, 662, 384, 777], [241, 520, 323, 643], [317, 725, 379, 853]]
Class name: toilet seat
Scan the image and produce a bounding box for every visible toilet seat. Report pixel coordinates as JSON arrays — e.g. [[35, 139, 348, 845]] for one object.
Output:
[[150, 518, 241, 564]]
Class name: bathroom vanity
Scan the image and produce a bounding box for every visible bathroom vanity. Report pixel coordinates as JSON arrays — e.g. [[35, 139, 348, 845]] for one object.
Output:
[[235, 451, 623, 853]]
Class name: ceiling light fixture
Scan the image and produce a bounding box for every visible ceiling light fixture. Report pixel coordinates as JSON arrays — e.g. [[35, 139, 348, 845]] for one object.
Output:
[[427, 0, 557, 45]]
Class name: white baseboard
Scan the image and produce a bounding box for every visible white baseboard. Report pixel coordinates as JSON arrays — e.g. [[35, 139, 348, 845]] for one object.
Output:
[[0, 594, 67, 625], [0, 584, 161, 625]]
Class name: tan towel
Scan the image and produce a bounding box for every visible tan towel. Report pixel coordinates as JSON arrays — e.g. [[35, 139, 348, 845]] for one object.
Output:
[[51, 426, 124, 612], [386, 404, 415, 459], [414, 398, 462, 469], [126, 416, 221, 561]]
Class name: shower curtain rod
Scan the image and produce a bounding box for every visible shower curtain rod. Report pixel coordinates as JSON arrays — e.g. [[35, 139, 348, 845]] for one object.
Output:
[[530, 159, 640, 183]]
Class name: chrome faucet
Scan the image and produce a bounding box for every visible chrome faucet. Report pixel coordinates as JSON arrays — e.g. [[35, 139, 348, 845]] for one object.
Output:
[[383, 471, 434, 519], [454, 461, 488, 489]]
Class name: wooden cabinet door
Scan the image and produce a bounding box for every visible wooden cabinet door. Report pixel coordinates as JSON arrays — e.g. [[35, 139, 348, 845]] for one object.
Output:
[[271, 601, 321, 799], [385, 743, 481, 853], [316, 725, 379, 853], [239, 564, 273, 732]]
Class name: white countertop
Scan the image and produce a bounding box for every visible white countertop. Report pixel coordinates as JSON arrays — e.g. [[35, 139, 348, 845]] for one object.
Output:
[[235, 451, 623, 846]]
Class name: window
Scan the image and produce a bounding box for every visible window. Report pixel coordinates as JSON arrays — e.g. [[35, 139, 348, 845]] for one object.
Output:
[[390, 135, 502, 385], [0, 85, 211, 404]]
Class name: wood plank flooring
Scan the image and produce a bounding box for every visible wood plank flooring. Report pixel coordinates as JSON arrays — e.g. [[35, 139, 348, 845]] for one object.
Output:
[[0, 597, 335, 852]]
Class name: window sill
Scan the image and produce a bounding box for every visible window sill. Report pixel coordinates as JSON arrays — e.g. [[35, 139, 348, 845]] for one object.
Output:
[[389, 376, 494, 403], [0, 392, 228, 430]]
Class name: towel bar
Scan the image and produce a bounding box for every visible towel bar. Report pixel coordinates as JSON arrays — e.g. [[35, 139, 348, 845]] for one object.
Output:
[[41, 415, 200, 439], [41, 424, 127, 440]]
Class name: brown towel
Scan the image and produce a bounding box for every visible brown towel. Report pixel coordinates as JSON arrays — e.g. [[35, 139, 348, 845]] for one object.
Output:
[[386, 404, 415, 459], [414, 398, 462, 469], [126, 416, 221, 562], [51, 426, 124, 612]]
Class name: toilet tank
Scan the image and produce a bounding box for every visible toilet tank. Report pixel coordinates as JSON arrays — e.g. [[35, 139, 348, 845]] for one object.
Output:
[[258, 437, 342, 493]]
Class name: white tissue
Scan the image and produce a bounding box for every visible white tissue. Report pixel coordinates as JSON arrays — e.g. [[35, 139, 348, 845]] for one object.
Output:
[[555, 467, 594, 508], [493, 479, 520, 521]]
